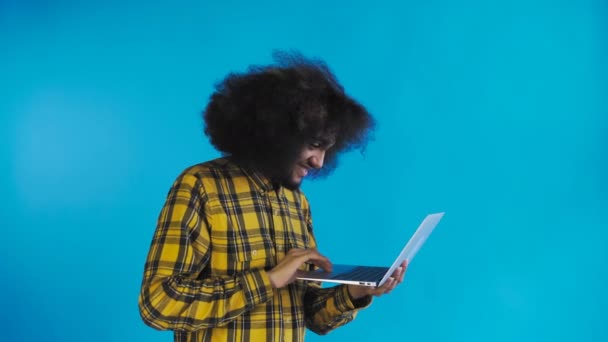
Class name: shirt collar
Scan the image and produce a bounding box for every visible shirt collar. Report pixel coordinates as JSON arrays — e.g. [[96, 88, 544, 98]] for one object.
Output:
[[229, 157, 276, 193]]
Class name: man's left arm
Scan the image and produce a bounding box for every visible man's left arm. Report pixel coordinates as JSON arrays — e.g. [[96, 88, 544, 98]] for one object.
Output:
[[297, 195, 407, 334], [303, 261, 407, 335], [303, 283, 371, 335]]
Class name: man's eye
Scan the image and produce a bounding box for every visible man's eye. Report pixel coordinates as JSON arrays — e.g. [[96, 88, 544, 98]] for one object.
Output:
[[310, 142, 322, 148]]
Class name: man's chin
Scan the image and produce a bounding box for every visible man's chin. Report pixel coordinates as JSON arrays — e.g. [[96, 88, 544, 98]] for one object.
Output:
[[282, 178, 303, 190]]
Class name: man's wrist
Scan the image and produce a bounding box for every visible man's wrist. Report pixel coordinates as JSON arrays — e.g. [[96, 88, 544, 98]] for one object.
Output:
[[346, 285, 372, 308], [347, 285, 365, 300]]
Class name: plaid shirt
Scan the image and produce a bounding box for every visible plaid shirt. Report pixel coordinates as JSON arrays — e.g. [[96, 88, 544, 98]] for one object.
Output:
[[139, 157, 371, 341]]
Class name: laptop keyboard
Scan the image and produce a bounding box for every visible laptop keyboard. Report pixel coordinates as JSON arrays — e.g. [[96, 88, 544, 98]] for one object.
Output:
[[329, 266, 389, 282]]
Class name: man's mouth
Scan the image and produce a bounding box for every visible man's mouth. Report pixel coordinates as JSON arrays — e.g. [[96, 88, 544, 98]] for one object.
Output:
[[298, 165, 309, 177]]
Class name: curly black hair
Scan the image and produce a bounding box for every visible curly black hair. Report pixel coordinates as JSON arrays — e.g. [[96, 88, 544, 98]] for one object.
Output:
[[203, 50, 374, 180]]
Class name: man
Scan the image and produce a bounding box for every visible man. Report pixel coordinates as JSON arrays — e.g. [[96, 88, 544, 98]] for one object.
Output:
[[138, 51, 407, 341]]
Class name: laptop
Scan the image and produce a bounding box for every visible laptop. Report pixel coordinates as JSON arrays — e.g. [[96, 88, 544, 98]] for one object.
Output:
[[296, 212, 444, 287]]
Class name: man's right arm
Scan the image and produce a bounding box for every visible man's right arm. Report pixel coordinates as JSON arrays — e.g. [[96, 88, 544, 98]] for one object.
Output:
[[138, 173, 274, 331]]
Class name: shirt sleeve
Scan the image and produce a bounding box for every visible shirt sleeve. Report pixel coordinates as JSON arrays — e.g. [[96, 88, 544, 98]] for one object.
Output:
[[138, 172, 274, 331], [303, 283, 372, 335]]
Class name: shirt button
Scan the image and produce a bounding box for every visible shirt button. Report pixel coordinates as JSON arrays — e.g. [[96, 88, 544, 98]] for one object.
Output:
[[252, 250, 257, 256]]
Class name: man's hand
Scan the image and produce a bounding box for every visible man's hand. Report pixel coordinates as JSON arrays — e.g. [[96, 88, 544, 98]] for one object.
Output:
[[267, 248, 332, 288], [347, 261, 408, 300]]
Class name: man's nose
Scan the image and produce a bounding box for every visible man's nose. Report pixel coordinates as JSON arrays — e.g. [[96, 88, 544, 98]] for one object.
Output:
[[309, 150, 325, 169]]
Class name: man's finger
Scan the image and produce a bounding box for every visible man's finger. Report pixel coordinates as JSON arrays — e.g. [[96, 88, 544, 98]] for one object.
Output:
[[307, 258, 332, 272], [302, 251, 333, 272], [395, 266, 405, 283], [377, 277, 394, 293]]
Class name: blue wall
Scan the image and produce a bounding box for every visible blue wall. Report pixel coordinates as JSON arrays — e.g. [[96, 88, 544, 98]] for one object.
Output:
[[1, 1, 606, 341]]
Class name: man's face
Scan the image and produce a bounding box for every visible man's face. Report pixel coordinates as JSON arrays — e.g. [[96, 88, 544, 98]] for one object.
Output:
[[281, 138, 335, 190]]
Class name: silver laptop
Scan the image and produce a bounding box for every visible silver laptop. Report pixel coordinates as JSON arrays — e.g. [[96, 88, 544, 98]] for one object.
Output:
[[296, 212, 444, 287]]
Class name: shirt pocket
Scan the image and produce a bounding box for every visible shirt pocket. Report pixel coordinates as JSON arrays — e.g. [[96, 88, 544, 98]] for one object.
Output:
[[207, 209, 275, 274], [233, 230, 275, 271], [286, 213, 314, 251], [285, 219, 316, 273]]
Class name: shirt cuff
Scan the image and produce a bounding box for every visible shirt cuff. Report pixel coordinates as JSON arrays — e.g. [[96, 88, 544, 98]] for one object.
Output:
[[239, 269, 274, 308], [335, 285, 372, 312]]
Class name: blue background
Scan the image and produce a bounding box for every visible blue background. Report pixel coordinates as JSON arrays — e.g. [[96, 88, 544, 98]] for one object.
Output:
[[1, 0, 606, 341]]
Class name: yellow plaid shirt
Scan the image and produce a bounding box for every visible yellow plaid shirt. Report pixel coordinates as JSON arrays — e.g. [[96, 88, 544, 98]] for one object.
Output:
[[139, 157, 371, 341]]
